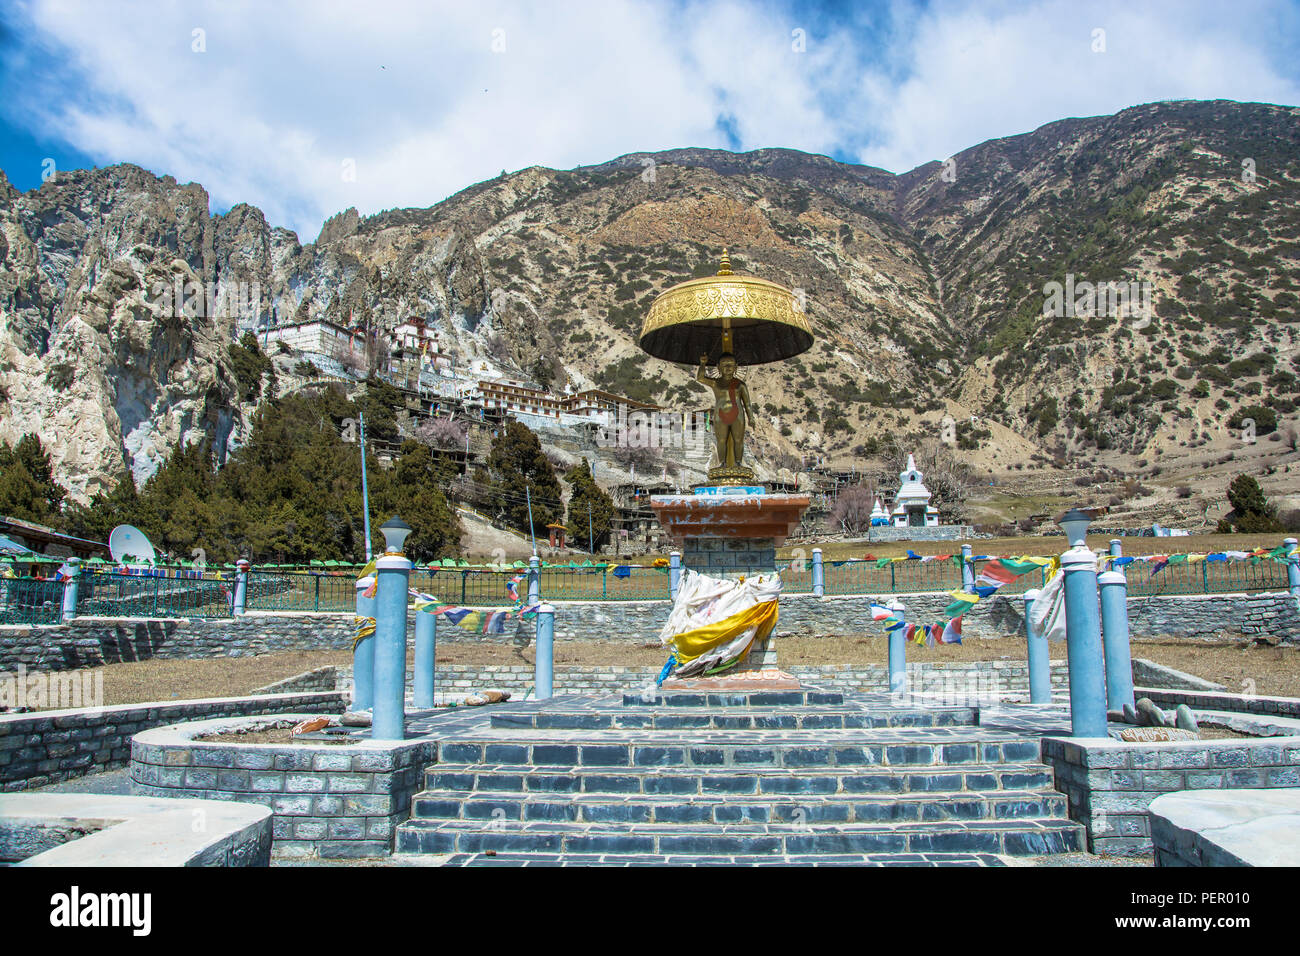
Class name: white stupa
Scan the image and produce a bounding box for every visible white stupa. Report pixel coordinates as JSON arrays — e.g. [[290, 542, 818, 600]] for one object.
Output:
[[870, 497, 889, 527], [890, 454, 940, 528]]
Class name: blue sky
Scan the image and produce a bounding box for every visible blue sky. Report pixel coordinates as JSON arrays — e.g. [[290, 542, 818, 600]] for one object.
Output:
[[2, 0, 1298, 239]]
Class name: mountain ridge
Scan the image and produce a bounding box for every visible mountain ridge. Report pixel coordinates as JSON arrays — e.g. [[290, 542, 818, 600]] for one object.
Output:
[[2, 98, 1299, 521]]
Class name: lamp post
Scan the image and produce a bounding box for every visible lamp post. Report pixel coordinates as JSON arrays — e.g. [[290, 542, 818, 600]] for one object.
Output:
[[233, 558, 250, 616], [1058, 508, 1108, 737], [372, 517, 412, 740], [60, 557, 81, 622]]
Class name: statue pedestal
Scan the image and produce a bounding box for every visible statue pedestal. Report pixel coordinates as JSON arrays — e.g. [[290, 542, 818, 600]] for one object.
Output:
[[649, 488, 811, 548], [659, 636, 802, 692], [651, 487, 811, 690]]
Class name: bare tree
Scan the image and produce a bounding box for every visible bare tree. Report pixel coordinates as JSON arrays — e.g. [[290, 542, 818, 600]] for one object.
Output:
[[828, 484, 876, 534], [611, 443, 661, 473]]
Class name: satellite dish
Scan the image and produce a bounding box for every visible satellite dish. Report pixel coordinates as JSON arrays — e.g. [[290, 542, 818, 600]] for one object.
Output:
[[109, 525, 158, 565]]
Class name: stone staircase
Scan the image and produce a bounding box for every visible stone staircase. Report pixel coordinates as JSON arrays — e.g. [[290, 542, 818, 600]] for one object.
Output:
[[395, 690, 1083, 865]]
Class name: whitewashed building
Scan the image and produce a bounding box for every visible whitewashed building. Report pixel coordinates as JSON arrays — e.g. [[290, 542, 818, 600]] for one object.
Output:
[[890, 455, 940, 528], [264, 319, 367, 365]]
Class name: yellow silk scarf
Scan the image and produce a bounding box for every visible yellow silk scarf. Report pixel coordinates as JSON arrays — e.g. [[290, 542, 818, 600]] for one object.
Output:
[[668, 599, 779, 666]]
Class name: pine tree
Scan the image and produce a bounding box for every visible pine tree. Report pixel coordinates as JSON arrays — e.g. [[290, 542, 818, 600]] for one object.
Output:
[[62, 475, 140, 544], [1217, 474, 1283, 533], [371, 440, 461, 561], [0, 434, 67, 523], [564, 458, 614, 552], [486, 421, 563, 536]]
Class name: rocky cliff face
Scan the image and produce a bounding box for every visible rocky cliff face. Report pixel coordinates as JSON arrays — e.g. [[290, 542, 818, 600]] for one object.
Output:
[[2, 100, 1298, 503]]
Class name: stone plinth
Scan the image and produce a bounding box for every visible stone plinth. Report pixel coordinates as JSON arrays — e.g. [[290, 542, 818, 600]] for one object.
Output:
[[682, 535, 775, 572], [652, 488, 812, 687]]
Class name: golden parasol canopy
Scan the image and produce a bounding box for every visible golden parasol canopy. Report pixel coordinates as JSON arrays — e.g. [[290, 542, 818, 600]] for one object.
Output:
[[639, 250, 814, 366]]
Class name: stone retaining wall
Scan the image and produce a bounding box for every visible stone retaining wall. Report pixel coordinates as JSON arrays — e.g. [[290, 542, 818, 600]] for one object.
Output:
[[131, 717, 437, 859], [0, 614, 357, 671], [1135, 686, 1300, 721], [1, 589, 1295, 675], [1130, 660, 1225, 692], [1041, 734, 1300, 857], [1128, 592, 1300, 643], [382, 661, 1071, 698], [252, 666, 341, 696], [0, 691, 347, 792], [855, 526, 977, 541]]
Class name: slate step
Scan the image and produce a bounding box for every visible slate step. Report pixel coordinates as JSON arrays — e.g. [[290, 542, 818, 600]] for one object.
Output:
[[423, 763, 1057, 796], [411, 788, 1068, 825], [491, 705, 978, 731], [435, 731, 1043, 769], [621, 690, 843, 707], [434, 851, 1008, 866], [396, 818, 1085, 857]]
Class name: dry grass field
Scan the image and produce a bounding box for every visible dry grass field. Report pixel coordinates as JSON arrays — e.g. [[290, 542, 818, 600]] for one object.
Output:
[[73, 632, 1300, 708]]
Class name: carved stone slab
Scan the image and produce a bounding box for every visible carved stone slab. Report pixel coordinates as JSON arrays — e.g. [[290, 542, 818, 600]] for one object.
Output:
[[1117, 727, 1200, 742]]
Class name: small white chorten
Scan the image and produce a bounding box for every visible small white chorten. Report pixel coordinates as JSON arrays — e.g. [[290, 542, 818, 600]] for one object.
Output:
[[870, 497, 889, 527]]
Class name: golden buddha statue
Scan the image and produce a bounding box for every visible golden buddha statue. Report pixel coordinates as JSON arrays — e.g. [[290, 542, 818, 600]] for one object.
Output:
[[640, 248, 812, 486], [697, 352, 752, 470]]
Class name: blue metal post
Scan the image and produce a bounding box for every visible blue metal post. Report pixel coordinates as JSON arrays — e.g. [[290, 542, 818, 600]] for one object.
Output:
[[1023, 588, 1051, 704], [535, 603, 555, 699], [233, 559, 249, 616], [1109, 539, 1123, 560], [528, 554, 541, 604], [961, 544, 975, 593], [60, 557, 81, 622], [669, 551, 682, 599], [353, 576, 376, 712], [525, 485, 538, 555], [1099, 570, 1135, 712], [1286, 538, 1300, 601], [1062, 546, 1109, 737], [359, 412, 372, 562], [372, 552, 411, 740], [811, 548, 825, 597], [887, 600, 906, 694], [414, 607, 436, 709]]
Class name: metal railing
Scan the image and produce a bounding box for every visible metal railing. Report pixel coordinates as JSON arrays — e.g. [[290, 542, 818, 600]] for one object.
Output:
[[78, 572, 233, 619], [0, 577, 64, 625], [246, 571, 358, 612], [1121, 557, 1289, 597], [823, 558, 967, 595], [247, 555, 1297, 607], [3, 550, 1289, 624]]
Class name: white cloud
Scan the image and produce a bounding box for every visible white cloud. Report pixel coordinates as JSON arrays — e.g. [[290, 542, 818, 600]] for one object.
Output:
[[5, 0, 1298, 238], [853, 0, 1300, 172]]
